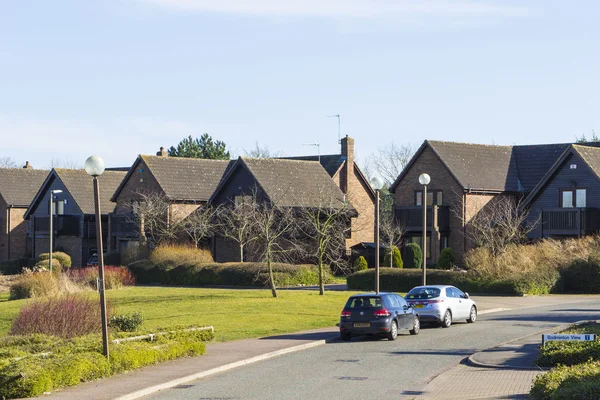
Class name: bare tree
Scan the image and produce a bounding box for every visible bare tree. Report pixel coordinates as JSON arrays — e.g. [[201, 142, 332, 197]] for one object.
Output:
[[252, 198, 297, 298], [128, 192, 182, 246], [298, 199, 353, 295], [365, 143, 416, 186], [243, 142, 282, 158], [0, 157, 18, 168], [464, 195, 538, 256], [216, 197, 259, 262], [182, 205, 217, 248], [380, 211, 406, 267], [48, 157, 82, 169]]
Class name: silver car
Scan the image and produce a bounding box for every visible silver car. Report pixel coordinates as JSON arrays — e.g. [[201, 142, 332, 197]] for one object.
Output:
[[405, 285, 477, 328]]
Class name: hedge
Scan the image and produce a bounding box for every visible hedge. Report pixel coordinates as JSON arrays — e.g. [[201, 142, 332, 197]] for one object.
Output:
[[0, 258, 36, 275], [0, 329, 214, 399], [128, 261, 334, 288], [560, 256, 600, 293], [346, 268, 562, 295], [537, 340, 600, 367], [530, 360, 600, 400]]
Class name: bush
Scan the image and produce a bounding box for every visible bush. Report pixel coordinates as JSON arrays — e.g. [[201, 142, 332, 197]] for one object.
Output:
[[34, 258, 62, 274], [384, 247, 403, 268], [109, 312, 143, 332], [9, 271, 59, 300], [353, 256, 368, 272], [150, 244, 213, 268], [560, 256, 600, 293], [537, 340, 600, 367], [38, 252, 72, 268], [10, 294, 112, 338], [0, 258, 36, 275], [404, 243, 422, 269], [68, 266, 135, 290], [438, 248, 455, 270], [530, 360, 600, 400]]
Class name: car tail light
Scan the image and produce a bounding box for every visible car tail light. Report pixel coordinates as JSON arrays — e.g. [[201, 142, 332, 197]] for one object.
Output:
[[373, 309, 391, 317], [341, 310, 351, 317], [427, 299, 444, 303]]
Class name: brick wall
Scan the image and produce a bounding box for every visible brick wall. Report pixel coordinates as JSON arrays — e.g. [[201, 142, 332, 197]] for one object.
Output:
[[0, 201, 31, 261], [114, 158, 164, 214]]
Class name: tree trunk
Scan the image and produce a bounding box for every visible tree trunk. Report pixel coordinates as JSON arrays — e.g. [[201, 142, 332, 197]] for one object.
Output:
[[240, 243, 244, 262], [267, 249, 277, 298]]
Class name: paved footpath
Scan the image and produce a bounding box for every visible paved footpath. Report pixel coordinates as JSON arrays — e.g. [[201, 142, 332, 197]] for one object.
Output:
[[28, 295, 596, 400]]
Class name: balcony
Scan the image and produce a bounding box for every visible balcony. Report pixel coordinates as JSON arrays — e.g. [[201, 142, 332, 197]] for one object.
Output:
[[393, 205, 450, 232], [110, 215, 139, 238], [541, 208, 600, 237], [84, 215, 109, 239], [33, 215, 81, 236]]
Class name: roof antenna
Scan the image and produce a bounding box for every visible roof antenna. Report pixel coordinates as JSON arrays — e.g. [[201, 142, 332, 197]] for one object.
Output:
[[303, 142, 320, 163], [327, 114, 341, 144]]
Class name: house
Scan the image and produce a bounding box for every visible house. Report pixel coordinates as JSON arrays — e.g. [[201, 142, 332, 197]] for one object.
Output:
[[24, 168, 127, 267], [390, 140, 574, 264], [282, 135, 376, 248], [0, 163, 48, 262], [208, 156, 358, 262], [110, 147, 235, 251]]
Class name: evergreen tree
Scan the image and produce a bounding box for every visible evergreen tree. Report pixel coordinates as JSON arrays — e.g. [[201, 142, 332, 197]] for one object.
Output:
[[168, 134, 230, 160]]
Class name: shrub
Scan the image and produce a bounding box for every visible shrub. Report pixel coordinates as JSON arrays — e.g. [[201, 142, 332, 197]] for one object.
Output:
[[438, 247, 455, 270], [150, 244, 213, 268], [560, 256, 600, 293], [0, 258, 36, 275], [34, 258, 62, 274], [384, 247, 403, 268], [404, 243, 422, 269], [537, 340, 600, 367], [353, 256, 368, 272], [68, 266, 135, 289], [10, 294, 111, 338], [38, 252, 72, 268], [9, 271, 59, 300], [109, 312, 143, 332], [530, 360, 600, 400]]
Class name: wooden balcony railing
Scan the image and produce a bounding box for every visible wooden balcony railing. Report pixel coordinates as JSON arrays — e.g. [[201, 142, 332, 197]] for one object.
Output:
[[33, 215, 81, 236], [393, 205, 450, 232], [541, 208, 600, 236]]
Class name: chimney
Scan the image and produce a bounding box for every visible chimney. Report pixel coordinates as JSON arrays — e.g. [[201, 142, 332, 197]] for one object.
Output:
[[340, 135, 354, 194], [156, 146, 168, 157], [22, 161, 32, 169]]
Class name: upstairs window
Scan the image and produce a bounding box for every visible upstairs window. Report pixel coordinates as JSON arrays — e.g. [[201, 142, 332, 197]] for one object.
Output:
[[560, 188, 587, 208], [415, 190, 443, 206]]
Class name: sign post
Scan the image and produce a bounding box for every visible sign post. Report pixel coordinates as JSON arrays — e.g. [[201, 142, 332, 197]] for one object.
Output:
[[542, 334, 596, 347]]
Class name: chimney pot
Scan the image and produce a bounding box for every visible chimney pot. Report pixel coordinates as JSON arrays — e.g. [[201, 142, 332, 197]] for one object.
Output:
[[23, 161, 32, 169], [157, 146, 168, 157]]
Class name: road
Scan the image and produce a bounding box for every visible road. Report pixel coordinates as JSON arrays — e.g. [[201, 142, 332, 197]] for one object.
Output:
[[144, 296, 600, 400]]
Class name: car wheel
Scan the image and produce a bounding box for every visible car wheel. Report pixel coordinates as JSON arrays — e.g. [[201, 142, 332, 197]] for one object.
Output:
[[340, 332, 351, 341], [410, 316, 420, 335], [387, 320, 398, 341], [441, 310, 452, 328], [467, 306, 477, 323]]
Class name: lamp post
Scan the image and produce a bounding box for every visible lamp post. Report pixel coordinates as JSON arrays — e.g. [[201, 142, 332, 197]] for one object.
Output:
[[418, 173, 431, 286], [85, 155, 109, 359], [48, 189, 63, 273], [370, 177, 384, 294]]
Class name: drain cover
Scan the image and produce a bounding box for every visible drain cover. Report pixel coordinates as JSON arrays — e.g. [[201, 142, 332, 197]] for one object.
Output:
[[338, 376, 368, 381]]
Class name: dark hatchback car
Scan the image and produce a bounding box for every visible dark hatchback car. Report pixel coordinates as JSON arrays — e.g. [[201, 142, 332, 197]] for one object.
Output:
[[339, 293, 420, 341]]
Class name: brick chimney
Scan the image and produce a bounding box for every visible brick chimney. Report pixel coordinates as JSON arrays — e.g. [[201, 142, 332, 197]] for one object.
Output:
[[22, 161, 32, 169], [340, 135, 354, 194], [156, 146, 168, 157]]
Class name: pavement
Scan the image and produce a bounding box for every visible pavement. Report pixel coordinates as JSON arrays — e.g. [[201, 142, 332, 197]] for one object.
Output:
[[27, 295, 586, 400]]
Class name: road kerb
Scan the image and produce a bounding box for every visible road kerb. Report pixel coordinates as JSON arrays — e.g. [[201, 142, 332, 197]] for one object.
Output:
[[112, 335, 339, 400]]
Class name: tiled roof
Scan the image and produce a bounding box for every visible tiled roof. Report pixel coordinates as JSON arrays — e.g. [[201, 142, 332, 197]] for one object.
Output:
[[141, 155, 235, 201], [54, 169, 127, 214], [241, 157, 349, 208], [511, 143, 570, 192], [572, 145, 600, 179], [279, 154, 345, 177], [0, 168, 49, 206]]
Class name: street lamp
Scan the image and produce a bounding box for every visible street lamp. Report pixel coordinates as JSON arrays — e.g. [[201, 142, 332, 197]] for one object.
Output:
[[418, 173, 431, 286], [48, 189, 63, 273], [85, 155, 109, 359], [370, 176, 384, 294]]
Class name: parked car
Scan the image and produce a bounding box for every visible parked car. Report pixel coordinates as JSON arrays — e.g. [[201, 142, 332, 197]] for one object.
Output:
[[405, 285, 477, 328], [339, 293, 420, 341], [86, 253, 98, 267]]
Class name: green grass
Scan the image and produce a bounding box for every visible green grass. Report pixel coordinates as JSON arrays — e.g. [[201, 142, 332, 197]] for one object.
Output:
[[0, 287, 359, 342]]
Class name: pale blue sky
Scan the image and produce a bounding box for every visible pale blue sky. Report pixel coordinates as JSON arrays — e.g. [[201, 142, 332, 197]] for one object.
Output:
[[1, 1, 599, 170]]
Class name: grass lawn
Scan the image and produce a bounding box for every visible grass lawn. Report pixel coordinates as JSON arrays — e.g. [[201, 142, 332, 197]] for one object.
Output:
[[0, 287, 360, 342]]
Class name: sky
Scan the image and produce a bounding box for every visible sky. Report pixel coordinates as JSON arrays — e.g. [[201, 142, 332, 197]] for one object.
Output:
[[1, 0, 600, 170]]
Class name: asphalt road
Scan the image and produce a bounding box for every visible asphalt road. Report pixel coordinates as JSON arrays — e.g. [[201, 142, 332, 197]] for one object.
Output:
[[144, 297, 600, 400]]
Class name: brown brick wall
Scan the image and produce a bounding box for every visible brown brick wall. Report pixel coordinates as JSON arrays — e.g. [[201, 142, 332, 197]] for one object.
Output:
[[0, 201, 31, 262], [343, 164, 375, 248], [114, 158, 164, 214], [34, 236, 84, 267]]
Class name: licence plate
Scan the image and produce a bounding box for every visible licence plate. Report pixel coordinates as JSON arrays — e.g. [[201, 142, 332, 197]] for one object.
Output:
[[414, 304, 425, 308], [353, 323, 370, 328]]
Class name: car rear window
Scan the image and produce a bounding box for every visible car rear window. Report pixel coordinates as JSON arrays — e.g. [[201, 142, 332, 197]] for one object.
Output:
[[346, 296, 383, 309], [405, 287, 441, 300]]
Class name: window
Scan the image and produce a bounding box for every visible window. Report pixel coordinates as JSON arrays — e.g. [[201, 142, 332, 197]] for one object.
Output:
[[440, 236, 449, 251], [416, 191, 423, 206], [560, 188, 587, 208], [415, 190, 443, 206]]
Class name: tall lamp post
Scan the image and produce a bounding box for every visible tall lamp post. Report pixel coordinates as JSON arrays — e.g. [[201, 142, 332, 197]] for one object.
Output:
[[370, 177, 384, 294], [85, 155, 109, 359], [48, 189, 63, 273], [418, 173, 431, 286]]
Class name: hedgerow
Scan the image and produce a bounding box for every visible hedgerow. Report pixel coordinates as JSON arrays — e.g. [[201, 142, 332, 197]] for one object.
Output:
[[530, 360, 600, 400]]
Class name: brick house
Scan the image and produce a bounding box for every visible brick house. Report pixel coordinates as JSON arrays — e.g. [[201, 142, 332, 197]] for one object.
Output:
[[110, 147, 235, 252], [282, 136, 376, 248], [0, 163, 48, 261], [24, 169, 127, 267], [208, 157, 356, 262], [390, 140, 573, 265]]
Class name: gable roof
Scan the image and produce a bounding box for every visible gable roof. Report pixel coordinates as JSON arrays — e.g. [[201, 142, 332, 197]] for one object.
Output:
[[111, 155, 235, 202], [279, 154, 345, 177], [0, 168, 49, 207], [25, 169, 127, 217], [210, 157, 350, 209], [390, 140, 572, 194]]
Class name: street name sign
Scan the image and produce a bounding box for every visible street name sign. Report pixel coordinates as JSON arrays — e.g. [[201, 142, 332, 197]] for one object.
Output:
[[542, 334, 596, 347]]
